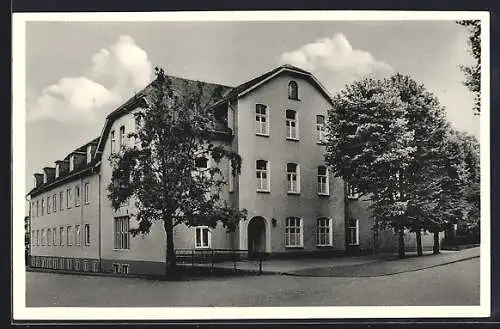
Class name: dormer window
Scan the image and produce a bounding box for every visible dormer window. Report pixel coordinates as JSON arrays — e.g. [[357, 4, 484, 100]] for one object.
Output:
[[87, 145, 92, 164], [288, 81, 299, 100], [55, 164, 60, 178], [69, 155, 75, 172]]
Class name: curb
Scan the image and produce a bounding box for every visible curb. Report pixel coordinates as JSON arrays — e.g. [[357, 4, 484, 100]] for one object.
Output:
[[279, 255, 480, 278]]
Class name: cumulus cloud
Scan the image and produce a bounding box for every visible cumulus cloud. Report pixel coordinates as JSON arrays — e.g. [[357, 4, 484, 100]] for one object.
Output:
[[280, 33, 394, 92], [27, 35, 153, 123]]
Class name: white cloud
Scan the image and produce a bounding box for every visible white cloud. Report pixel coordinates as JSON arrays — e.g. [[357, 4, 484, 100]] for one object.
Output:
[[27, 35, 153, 122], [280, 33, 393, 92]]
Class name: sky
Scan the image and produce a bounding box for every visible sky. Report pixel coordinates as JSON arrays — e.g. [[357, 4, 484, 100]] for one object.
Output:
[[24, 20, 479, 195]]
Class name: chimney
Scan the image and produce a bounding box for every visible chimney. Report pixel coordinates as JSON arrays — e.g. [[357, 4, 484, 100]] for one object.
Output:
[[34, 173, 44, 188], [42, 167, 56, 184], [56, 160, 69, 177]]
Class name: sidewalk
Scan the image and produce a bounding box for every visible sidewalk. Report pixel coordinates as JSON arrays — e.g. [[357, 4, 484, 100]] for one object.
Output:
[[209, 247, 480, 277]]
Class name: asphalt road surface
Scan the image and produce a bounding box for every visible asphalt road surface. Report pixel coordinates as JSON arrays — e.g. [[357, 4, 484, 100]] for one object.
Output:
[[26, 258, 479, 307]]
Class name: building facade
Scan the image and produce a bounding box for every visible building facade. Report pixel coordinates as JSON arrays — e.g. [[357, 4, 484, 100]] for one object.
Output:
[[27, 65, 439, 276]]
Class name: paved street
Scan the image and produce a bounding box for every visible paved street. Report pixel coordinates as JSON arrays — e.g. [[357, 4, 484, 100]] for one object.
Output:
[[26, 257, 479, 307]]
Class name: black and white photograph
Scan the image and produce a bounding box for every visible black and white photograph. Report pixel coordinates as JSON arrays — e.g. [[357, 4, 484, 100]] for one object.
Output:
[[12, 11, 490, 320]]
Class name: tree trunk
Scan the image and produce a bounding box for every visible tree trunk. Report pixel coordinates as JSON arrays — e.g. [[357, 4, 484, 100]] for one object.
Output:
[[416, 230, 423, 256], [433, 231, 440, 254], [164, 216, 178, 279], [398, 228, 405, 259]]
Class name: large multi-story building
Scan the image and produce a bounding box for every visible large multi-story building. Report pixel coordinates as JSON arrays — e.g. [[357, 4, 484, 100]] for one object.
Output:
[[27, 64, 439, 276]]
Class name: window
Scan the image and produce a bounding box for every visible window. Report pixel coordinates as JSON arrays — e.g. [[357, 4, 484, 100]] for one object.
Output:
[[59, 227, 65, 246], [347, 183, 360, 199], [66, 188, 72, 208], [316, 115, 326, 143], [69, 155, 74, 172], [195, 226, 211, 248], [75, 185, 81, 207], [84, 224, 91, 245], [75, 224, 81, 246], [119, 125, 125, 148], [285, 110, 298, 139], [36, 200, 39, 217], [41, 229, 45, 246], [317, 166, 329, 195], [36, 230, 39, 246], [47, 229, 51, 246], [228, 160, 235, 193], [195, 157, 209, 170], [52, 227, 56, 246], [122, 264, 129, 275], [47, 196, 51, 214], [67, 226, 73, 246], [59, 191, 64, 210], [286, 163, 300, 193], [55, 164, 60, 178], [110, 130, 116, 153], [285, 217, 303, 247], [317, 218, 333, 246], [41, 199, 45, 215], [256, 160, 270, 192], [288, 81, 299, 100], [84, 183, 90, 204], [112, 263, 120, 274], [347, 219, 360, 245], [31, 202, 35, 218], [255, 104, 269, 136], [114, 217, 129, 250], [86, 145, 92, 164]]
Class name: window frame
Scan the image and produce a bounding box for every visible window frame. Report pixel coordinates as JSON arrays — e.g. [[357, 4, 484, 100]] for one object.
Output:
[[255, 104, 269, 136], [113, 217, 130, 250], [317, 166, 330, 196], [195, 226, 211, 249], [75, 185, 81, 207], [316, 115, 327, 144], [286, 162, 300, 194], [256, 160, 270, 192], [84, 224, 91, 245], [59, 227, 65, 246], [110, 130, 116, 154], [285, 217, 303, 248], [84, 183, 90, 204], [59, 191, 64, 211], [67, 225, 73, 246], [316, 217, 333, 247], [52, 194, 57, 212], [288, 81, 299, 100], [66, 188, 72, 209], [347, 182, 360, 199], [347, 219, 360, 246], [41, 198, 45, 216], [285, 109, 299, 140], [119, 125, 126, 148], [75, 224, 81, 246], [47, 196, 51, 214]]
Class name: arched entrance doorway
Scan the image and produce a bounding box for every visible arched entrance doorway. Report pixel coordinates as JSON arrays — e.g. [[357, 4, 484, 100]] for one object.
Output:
[[247, 216, 267, 259]]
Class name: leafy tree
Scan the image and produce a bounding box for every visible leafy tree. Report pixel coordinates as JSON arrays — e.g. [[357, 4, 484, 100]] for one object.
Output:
[[388, 74, 451, 255], [326, 77, 416, 258], [107, 67, 247, 278], [457, 20, 481, 115]]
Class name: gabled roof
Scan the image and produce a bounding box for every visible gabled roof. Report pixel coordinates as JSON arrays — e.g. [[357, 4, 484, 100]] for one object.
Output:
[[211, 64, 334, 107]]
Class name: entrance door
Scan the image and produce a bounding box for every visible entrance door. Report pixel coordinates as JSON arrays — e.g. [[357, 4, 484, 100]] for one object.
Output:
[[248, 217, 266, 259]]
